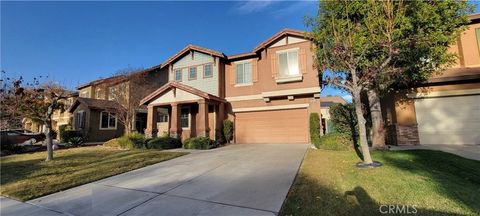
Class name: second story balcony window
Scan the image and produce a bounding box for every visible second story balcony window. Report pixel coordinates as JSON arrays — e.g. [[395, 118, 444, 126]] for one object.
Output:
[[189, 67, 197, 80], [235, 61, 252, 86], [175, 69, 182, 82]]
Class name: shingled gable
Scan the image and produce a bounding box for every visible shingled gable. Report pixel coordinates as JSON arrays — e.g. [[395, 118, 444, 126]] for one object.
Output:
[[140, 81, 226, 106]]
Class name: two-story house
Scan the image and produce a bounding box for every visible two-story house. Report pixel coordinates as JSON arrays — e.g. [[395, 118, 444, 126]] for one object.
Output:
[[140, 29, 322, 144], [70, 70, 167, 142], [381, 13, 480, 145]]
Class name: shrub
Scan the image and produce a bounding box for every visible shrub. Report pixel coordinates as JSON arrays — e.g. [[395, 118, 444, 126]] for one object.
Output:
[[146, 137, 182, 150], [61, 130, 83, 144], [68, 136, 85, 146], [117, 132, 146, 149], [309, 113, 321, 145], [314, 132, 353, 151], [329, 103, 359, 141], [183, 136, 215, 150], [103, 138, 120, 148], [223, 119, 233, 143]]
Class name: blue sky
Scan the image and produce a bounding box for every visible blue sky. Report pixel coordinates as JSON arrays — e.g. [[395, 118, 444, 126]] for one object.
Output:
[[2, 1, 479, 101]]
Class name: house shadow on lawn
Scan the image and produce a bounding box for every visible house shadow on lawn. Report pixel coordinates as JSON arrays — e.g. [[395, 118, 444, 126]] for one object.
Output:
[[280, 175, 466, 216], [378, 150, 480, 214]]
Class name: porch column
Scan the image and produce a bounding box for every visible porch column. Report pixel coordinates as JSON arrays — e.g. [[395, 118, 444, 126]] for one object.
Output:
[[145, 106, 158, 138], [170, 102, 180, 138], [197, 99, 209, 137], [217, 102, 225, 130]]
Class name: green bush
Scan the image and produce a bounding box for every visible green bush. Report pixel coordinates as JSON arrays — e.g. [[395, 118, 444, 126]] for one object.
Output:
[[146, 137, 182, 150], [183, 136, 215, 150], [223, 119, 233, 143], [309, 113, 321, 145], [314, 132, 353, 151], [117, 132, 146, 149], [68, 137, 84, 146], [61, 129, 83, 144]]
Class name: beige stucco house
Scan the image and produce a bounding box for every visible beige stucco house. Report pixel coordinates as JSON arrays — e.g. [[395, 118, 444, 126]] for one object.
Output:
[[141, 29, 323, 144], [381, 13, 480, 145]]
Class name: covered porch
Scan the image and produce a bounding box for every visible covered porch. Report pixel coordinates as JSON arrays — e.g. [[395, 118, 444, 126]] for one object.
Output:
[[140, 82, 225, 141]]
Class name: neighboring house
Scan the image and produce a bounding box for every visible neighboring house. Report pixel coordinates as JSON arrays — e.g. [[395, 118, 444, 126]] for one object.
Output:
[[140, 29, 323, 144], [69, 70, 167, 142], [320, 96, 347, 134], [22, 92, 78, 139], [381, 13, 480, 145]]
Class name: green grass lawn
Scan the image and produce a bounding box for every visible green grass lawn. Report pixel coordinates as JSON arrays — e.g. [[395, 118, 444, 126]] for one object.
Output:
[[280, 149, 480, 216], [0, 146, 186, 201]]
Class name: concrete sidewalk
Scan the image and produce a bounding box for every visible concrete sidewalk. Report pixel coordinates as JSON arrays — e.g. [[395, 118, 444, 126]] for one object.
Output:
[[22, 144, 307, 216], [389, 144, 480, 161], [0, 196, 63, 216]]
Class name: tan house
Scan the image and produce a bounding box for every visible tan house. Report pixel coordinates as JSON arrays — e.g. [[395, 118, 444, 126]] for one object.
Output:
[[141, 29, 322, 144], [70, 70, 167, 142], [381, 14, 480, 145], [22, 92, 78, 139]]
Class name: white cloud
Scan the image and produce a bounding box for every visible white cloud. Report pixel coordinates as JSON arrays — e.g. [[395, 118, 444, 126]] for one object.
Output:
[[233, 0, 276, 14], [342, 94, 353, 102]]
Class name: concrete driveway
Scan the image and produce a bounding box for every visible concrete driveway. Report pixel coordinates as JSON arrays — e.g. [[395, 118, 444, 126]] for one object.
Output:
[[25, 144, 307, 216]]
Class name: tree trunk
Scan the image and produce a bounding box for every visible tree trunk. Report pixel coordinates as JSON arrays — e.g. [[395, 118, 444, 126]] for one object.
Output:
[[353, 89, 373, 164], [45, 99, 57, 161], [368, 90, 386, 150]]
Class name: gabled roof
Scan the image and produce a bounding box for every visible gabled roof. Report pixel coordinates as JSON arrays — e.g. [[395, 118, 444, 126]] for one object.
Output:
[[252, 28, 307, 53], [68, 97, 120, 113], [77, 75, 127, 90], [151, 45, 226, 70], [140, 81, 226, 105]]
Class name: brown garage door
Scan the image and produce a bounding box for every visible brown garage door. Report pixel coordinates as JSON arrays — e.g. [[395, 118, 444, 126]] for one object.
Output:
[[235, 109, 308, 144]]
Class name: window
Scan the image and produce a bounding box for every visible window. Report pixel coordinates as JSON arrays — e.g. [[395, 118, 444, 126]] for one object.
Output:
[[95, 88, 103, 99], [204, 64, 213, 78], [75, 111, 85, 129], [189, 67, 197, 80], [476, 28, 480, 54], [180, 107, 190, 129], [158, 114, 168, 123], [235, 62, 252, 85], [80, 91, 89, 98], [100, 112, 117, 129], [175, 69, 182, 81], [108, 86, 117, 100], [277, 49, 299, 77]]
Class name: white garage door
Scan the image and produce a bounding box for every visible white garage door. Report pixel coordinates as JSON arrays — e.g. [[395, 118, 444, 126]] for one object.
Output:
[[415, 94, 480, 145]]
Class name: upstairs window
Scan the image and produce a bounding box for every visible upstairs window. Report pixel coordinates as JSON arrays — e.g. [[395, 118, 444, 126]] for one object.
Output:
[[100, 112, 117, 130], [235, 62, 252, 85], [175, 69, 182, 81], [204, 64, 213, 78], [95, 88, 103, 99], [277, 49, 299, 77], [189, 67, 197, 80], [80, 90, 89, 98]]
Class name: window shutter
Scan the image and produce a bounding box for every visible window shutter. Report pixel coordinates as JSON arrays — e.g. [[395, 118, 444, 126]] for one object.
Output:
[[271, 54, 277, 78], [299, 48, 307, 74], [252, 59, 258, 82], [230, 63, 236, 85]]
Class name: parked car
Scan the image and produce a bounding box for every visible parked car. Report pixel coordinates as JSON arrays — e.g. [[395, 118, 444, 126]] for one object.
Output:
[[0, 130, 46, 145]]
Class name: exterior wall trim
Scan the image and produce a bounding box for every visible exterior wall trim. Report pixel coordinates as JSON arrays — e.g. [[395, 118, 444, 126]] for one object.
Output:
[[407, 89, 480, 98], [232, 103, 309, 113], [225, 87, 321, 102]]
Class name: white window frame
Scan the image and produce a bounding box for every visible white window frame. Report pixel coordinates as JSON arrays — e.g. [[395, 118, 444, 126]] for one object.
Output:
[[180, 107, 190, 129], [276, 48, 302, 83], [75, 111, 86, 129], [189, 67, 197, 80], [234, 60, 253, 87], [99, 111, 117, 130], [203, 64, 213, 78], [174, 69, 182, 81]]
